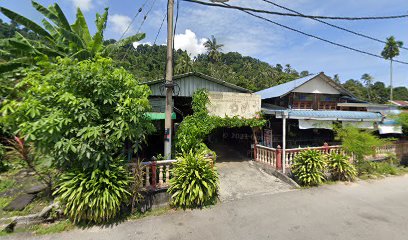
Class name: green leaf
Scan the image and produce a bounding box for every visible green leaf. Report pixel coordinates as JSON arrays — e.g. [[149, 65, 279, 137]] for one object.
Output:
[[0, 7, 52, 38]]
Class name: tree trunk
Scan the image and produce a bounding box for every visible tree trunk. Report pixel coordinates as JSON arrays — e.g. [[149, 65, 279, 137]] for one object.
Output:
[[390, 59, 393, 101]]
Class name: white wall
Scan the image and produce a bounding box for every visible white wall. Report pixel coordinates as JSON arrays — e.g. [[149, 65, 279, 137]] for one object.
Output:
[[293, 77, 340, 95]]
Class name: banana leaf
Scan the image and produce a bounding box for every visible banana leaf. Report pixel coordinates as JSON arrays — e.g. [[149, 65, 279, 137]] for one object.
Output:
[[0, 7, 51, 38]]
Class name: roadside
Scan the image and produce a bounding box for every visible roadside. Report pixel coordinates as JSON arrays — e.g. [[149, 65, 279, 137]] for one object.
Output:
[[4, 174, 408, 240]]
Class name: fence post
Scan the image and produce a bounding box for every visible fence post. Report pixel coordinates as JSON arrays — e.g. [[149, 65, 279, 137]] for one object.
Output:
[[323, 142, 329, 154], [151, 161, 157, 190], [276, 145, 282, 170]]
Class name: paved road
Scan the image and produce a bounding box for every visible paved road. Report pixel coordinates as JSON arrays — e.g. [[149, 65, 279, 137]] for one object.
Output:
[[5, 175, 408, 240]]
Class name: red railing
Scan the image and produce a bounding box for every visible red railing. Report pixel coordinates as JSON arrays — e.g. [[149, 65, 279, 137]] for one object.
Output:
[[255, 142, 400, 171]]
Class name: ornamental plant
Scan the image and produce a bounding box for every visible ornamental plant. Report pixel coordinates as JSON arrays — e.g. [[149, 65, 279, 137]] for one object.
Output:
[[326, 152, 357, 181], [168, 151, 219, 209], [0, 143, 6, 172], [1, 57, 154, 170], [54, 162, 132, 223], [291, 149, 326, 186]]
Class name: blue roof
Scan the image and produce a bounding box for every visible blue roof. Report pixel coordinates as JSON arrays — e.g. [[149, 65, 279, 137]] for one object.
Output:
[[262, 109, 383, 121], [256, 74, 320, 99]]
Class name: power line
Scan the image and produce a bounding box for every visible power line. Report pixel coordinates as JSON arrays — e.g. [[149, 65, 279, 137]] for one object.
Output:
[[121, 0, 158, 61], [154, 13, 166, 45], [261, 0, 408, 51], [118, 0, 150, 41], [184, 0, 408, 20], [219, 2, 408, 65]]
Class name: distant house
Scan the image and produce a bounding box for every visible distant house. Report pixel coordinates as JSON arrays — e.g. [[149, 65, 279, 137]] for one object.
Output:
[[255, 72, 401, 150]]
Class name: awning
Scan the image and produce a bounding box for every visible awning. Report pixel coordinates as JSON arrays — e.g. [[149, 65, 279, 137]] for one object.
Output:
[[145, 112, 176, 120], [299, 120, 333, 129], [378, 119, 402, 134], [342, 121, 374, 129], [263, 109, 383, 122]]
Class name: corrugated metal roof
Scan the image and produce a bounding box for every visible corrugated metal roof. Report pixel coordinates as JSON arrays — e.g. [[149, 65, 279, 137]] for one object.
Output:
[[255, 72, 354, 100], [144, 72, 251, 97], [263, 109, 383, 122], [256, 74, 319, 99]]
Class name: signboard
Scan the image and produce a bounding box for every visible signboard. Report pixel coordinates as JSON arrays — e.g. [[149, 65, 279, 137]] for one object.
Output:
[[207, 92, 261, 119]]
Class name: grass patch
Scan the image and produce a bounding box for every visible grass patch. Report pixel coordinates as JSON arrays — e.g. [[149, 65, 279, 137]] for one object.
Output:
[[128, 206, 172, 220], [34, 220, 75, 235], [0, 179, 15, 193]]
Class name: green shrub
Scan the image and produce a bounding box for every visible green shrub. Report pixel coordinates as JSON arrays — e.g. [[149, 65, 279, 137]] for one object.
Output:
[[54, 162, 132, 223], [1, 57, 154, 170], [335, 126, 386, 161], [0, 143, 6, 172], [326, 152, 357, 181], [168, 151, 219, 209], [292, 149, 326, 186]]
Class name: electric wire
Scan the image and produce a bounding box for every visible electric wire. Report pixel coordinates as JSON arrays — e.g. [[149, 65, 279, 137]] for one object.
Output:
[[261, 0, 408, 51], [121, 0, 158, 61], [220, 2, 408, 65], [118, 0, 150, 41], [184, 0, 408, 20], [154, 13, 167, 45]]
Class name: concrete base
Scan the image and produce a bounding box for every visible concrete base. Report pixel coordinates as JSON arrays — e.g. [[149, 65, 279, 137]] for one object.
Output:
[[139, 189, 171, 212], [253, 161, 300, 188]]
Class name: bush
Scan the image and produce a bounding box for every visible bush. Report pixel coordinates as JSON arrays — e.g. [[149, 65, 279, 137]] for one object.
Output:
[[0, 143, 6, 172], [292, 149, 326, 186], [54, 162, 132, 223], [326, 152, 357, 181], [335, 126, 386, 161], [1, 57, 154, 170], [168, 151, 219, 209]]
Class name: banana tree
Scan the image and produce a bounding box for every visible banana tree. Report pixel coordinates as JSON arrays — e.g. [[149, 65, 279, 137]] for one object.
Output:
[[0, 1, 145, 73]]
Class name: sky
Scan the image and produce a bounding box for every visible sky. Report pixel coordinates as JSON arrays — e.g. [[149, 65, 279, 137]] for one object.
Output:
[[1, 0, 407, 87]]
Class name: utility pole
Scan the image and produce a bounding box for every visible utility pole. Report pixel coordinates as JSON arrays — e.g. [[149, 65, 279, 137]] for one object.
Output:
[[164, 0, 174, 159], [390, 58, 393, 101]]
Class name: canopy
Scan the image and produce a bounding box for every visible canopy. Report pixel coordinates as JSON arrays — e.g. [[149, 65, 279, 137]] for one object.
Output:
[[145, 112, 176, 120], [263, 109, 383, 122]]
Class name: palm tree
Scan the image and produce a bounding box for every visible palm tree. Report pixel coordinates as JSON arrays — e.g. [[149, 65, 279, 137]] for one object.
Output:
[[204, 35, 223, 63], [175, 52, 194, 74], [0, 1, 144, 73], [361, 73, 373, 101], [381, 36, 403, 101]]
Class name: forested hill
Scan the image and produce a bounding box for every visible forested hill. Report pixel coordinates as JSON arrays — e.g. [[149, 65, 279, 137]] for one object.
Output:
[[109, 44, 308, 92]]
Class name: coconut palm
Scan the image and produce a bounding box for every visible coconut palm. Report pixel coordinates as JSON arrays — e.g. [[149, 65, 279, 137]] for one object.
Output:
[[175, 52, 194, 74], [361, 73, 373, 101], [204, 35, 223, 63], [381, 36, 403, 101], [0, 1, 144, 73]]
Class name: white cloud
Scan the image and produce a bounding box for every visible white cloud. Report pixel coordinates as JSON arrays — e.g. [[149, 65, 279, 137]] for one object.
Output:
[[69, 0, 93, 11], [174, 29, 207, 57], [133, 41, 152, 49], [108, 14, 133, 35]]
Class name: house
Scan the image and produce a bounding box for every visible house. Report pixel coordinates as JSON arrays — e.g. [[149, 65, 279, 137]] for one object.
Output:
[[253, 72, 406, 173], [143, 72, 253, 159]]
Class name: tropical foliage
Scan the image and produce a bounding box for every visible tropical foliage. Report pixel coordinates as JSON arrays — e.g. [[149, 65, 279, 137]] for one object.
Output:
[[54, 162, 132, 223], [204, 35, 224, 62], [326, 152, 357, 181], [396, 112, 408, 136], [168, 151, 219, 209], [1, 57, 154, 171], [291, 149, 326, 186], [175, 89, 265, 153], [0, 1, 144, 74], [335, 126, 386, 162], [0, 143, 6, 172]]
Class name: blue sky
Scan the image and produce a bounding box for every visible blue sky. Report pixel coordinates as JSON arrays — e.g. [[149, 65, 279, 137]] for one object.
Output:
[[1, 0, 407, 87]]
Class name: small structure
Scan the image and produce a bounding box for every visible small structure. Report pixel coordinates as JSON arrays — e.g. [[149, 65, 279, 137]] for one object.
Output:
[[143, 72, 253, 159]]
